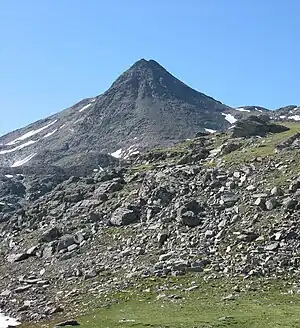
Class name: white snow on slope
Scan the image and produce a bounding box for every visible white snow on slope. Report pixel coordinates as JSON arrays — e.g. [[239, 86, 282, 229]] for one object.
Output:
[[236, 107, 250, 112], [280, 115, 286, 119], [0, 140, 37, 155], [124, 145, 140, 159], [79, 103, 92, 113], [4, 175, 13, 178], [0, 312, 20, 328], [11, 153, 37, 167], [205, 128, 216, 134], [289, 115, 300, 121], [111, 148, 122, 158], [6, 120, 58, 146], [43, 129, 58, 138], [222, 113, 237, 124]]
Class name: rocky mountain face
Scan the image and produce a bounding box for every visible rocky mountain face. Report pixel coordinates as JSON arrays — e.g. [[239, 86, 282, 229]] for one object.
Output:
[[1, 59, 300, 171], [2, 121, 300, 323], [273, 105, 300, 121], [0, 59, 262, 169]]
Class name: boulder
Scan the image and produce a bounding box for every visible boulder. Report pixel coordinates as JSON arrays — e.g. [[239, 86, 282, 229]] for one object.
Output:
[[57, 234, 77, 251], [110, 207, 140, 226], [40, 227, 61, 243], [7, 253, 30, 263], [232, 115, 289, 138]]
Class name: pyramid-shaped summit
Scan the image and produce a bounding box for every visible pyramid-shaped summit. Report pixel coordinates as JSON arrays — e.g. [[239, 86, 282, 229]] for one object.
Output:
[[110, 58, 226, 105], [0, 59, 232, 168]]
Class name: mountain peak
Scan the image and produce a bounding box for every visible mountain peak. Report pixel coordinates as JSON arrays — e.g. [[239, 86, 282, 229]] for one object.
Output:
[[0, 59, 232, 169], [128, 58, 166, 72]]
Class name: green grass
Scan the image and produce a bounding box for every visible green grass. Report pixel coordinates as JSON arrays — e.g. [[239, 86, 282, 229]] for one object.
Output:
[[131, 163, 155, 172], [22, 277, 300, 328], [151, 139, 195, 155], [223, 122, 300, 164]]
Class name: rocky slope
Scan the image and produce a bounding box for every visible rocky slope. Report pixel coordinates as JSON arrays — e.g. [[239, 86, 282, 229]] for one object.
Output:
[[0, 59, 270, 169], [2, 121, 300, 324]]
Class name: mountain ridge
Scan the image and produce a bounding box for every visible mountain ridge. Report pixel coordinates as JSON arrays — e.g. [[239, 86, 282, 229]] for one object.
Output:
[[0, 58, 299, 170], [0, 59, 232, 168]]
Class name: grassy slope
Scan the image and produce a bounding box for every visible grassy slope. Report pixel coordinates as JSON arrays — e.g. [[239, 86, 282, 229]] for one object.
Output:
[[223, 122, 300, 164], [22, 277, 300, 328]]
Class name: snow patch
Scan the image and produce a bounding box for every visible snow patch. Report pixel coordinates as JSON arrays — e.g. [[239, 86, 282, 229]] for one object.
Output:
[[0, 140, 37, 155], [279, 115, 286, 119], [79, 103, 92, 113], [43, 129, 57, 138], [6, 120, 57, 145], [289, 115, 300, 121], [111, 148, 122, 158], [111, 146, 139, 159], [11, 153, 37, 167], [222, 113, 237, 124], [123, 145, 140, 159], [236, 107, 250, 112], [0, 313, 20, 327], [93, 166, 104, 172], [205, 128, 216, 134], [4, 175, 13, 179]]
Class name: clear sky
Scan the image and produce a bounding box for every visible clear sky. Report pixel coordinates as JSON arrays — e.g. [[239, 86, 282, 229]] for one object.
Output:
[[1, 0, 299, 136]]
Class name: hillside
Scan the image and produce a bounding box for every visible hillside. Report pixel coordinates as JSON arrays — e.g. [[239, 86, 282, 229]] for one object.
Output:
[[2, 121, 300, 326]]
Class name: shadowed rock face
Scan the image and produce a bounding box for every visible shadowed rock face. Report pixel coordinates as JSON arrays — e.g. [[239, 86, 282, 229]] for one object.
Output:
[[231, 115, 289, 138], [0, 59, 233, 169]]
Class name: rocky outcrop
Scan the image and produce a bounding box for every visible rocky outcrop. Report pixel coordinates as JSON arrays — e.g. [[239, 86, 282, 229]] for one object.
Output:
[[232, 115, 289, 138]]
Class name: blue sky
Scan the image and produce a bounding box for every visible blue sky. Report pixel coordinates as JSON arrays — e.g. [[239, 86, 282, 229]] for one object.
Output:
[[1, 0, 299, 136]]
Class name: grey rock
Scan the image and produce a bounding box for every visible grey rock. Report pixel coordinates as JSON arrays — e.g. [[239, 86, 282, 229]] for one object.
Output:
[[289, 180, 300, 193], [65, 193, 83, 203], [57, 235, 77, 251], [94, 180, 123, 196], [232, 115, 289, 138], [180, 210, 201, 227], [237, 233, 258, 242], [40, 227, 61, 243], [254, 197, 266, 210], [67, 244, 78, 252], [265, 198, 279, 211], [42, 245, 55, 258], [26, 245, 39, 256], [157, 232, 168, 247], [15, 285, 31, 293], [84, 270, 99, 280], [265, 242, 279, 251], [283, 197, 298, 210], [271, 186, 283, 196], [110, 207, 139, 226], [220, 142, 242, 155], [45, 306, 63, 315], [7, 253, 30, 263], [220, 193, 238, 207]]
